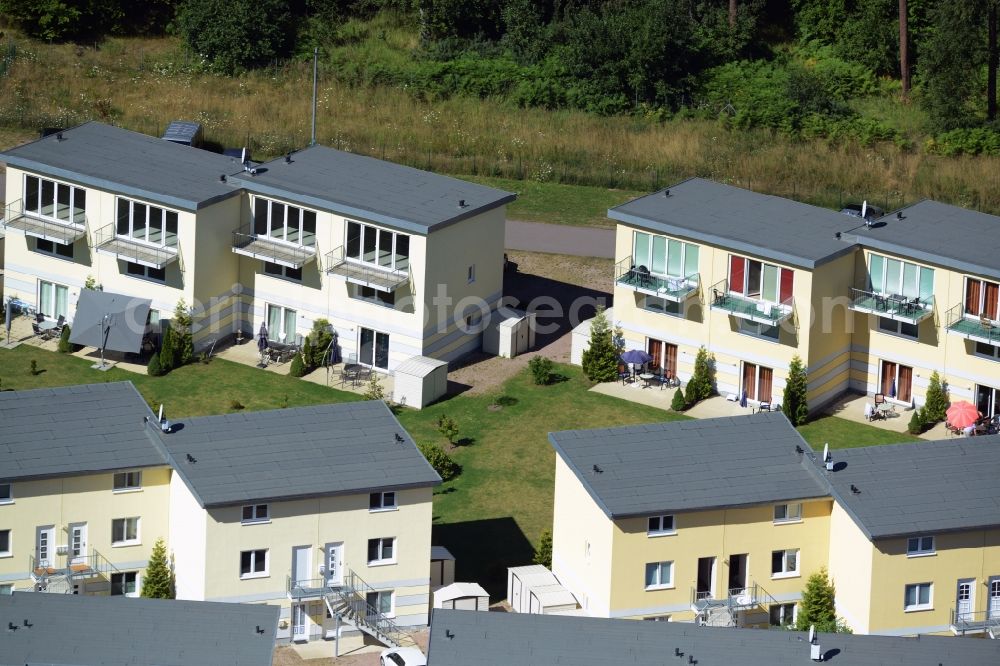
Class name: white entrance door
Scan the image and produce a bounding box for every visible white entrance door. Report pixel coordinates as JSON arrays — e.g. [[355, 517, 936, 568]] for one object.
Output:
[[325, 542, 344, 586], [989, 577, 1000, 619], [69, 523, 87, 565], [291, 545, 311, 588], [957, 579, 975, 622], [292, 603, 308, 642], [36, 526, 55, 569]]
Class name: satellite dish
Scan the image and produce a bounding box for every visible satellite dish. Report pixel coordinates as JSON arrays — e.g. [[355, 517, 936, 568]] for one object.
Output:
[[861, 200, 868, 219]]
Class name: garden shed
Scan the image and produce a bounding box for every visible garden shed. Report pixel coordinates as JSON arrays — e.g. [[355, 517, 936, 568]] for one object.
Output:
[[432, 582, 490, 611], [507, 565, 579, 615], [392, 356, 448, 409], [483, 307, 535, 358], [430, 546, 456, 588]]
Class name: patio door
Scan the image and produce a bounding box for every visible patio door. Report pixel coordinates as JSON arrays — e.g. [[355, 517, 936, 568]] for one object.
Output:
[[266, 304, 296, 344], [36, 525, 55, 569], [976, 384, 999, 418], [742, 363, 773, 403], [957, 579, 975, 622], [880, 361, 912, 402], [325, 542, 343, 587], [697, 557, 716, 599], [647, 339, 678, 377], [69, 522, 87, 565], [291, 545, 311, 588], [292, 603, 308, 642], [728, 554, 748, 594], [989, 577, 1000, 619], [38, 281, 68, 320], [359, 328, 389, 369]]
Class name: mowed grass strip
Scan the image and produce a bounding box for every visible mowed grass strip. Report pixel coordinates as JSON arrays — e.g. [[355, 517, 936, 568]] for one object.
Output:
[[797, 414, 917, 450]]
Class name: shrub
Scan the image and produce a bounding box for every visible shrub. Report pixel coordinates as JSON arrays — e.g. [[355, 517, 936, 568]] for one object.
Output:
[[417, 442, 461, 481], [437, 414, 460, 444], [147, 352, 164, 377], [159, 326, 176, 373], [140, 538, 175, 599], [782, 355, 809, 425], [177, 0, 294, 74], [301, 336, 314, 370], [29, 359, 38, 376], [670, 388, 687, 412], [796, 567, 851, 633], [289, 352, 307, 378], [363, 373, 386, 401], [173, 299, 194, 366], [685, 347, 715, 405], [57, 325, 72, 353], [529, 356, 554, 385], [922, 371, 948, 423], [229, 399, 245, 410], [908, 408, 927, 436], [581, 306, 619, 383], [308, 319, 334, 367], [532, 530, 553, 568]]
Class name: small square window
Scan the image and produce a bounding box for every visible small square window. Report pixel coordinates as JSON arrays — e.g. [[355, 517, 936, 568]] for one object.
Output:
[[240, 549, 268, 578], [111, 517, 140, 545], [366, 590, 393, 616], [369, 492, 397, 511], [0, 529, 10, 556], [646, 515, 675, 536], [367, 537, 395, 564], [771, 549, 799, 577], [0, 483, 11, 503], [773, 503, 802, 523], [241, 504, 269, 524], [111, 571, 139, 597], [904, 583, 932, 611], [769, 603, 796, 626], [644, 561, 673, 589], [113, 471, 142, 491], [906, 536, 935, 556]]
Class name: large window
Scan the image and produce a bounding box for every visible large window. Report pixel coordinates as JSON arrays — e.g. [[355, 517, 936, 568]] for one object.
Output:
[[266, 304, 297, 345], [111, 517, 140, 546], [23, 175, 86, 225], [365, 590, 393, 617], [253, 198, 316, 247], [880, 360, 913, 403], [904, 583, 932, 611], [116, 198, 178, 248], [353, 285, 395, 307], [644, 561, 673, 590], [976, 384, 999, 418], [868, 254, 934, 301], [730, 255, 794, 304], [737, 318, 780, 341], [964, 277, 999, 321], [359, 327, 390, 369], [346, 221, 409, 272], [632, 232, 699, 278], [111, 571, 139, 597], [742, 363, 774, 404], [367, 537, 395, 564], [771, 549, 799, 578], [38, 280, 68, 319], [240, 549, 268, 578], [878, 317, 918, 339], [641, 295, 682, 317]]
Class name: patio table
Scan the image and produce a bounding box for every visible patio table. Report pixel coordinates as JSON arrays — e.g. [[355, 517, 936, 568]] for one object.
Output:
[[639, 373, 655, 389]]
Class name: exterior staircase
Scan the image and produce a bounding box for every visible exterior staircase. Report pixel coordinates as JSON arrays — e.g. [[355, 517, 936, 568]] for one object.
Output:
[[29, 549, 121, 594], [322, 569, 413, 649]]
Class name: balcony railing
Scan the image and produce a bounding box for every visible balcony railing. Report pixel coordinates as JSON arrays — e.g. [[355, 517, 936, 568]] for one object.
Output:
[[93, 223, 180, 270], [231, 224, 316, 269], [945, 303, 1000, 347], [325, 245, 409, 293], [951, 608, 1000, 636], [849, 287, 934, 325], [29, 548, 121, 589], [287, 575, 335, 601], [709, 279, 793, 325], [614, 256, 699, 301], [2, 198, 86, 245]]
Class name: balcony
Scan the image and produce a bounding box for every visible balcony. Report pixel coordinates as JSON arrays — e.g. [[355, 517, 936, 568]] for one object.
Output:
[[614, 256, 699, 301], [849, 288, 934, 325], [945, 303, 1000, 347], [325, 245, 409, 293], [232, 224, 316, 269], [709, 279, 792, 326], [2, 198, 86, 245], [287, 575, 335, 601], [29, 549, 120, 593], [951, 608, 1000, 637], [93, 223, 179, 270]]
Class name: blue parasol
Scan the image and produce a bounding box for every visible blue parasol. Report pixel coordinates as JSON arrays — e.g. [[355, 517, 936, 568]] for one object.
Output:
[[620, 349, 652, 365], [740, 392, 747, 408], [889, 379, 897, 399]]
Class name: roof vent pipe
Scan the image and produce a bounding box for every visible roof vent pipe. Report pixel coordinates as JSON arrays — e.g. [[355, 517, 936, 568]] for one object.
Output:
[[56, 132, 64, 141], [823, 443, 833, 471], [220, 174, 227, 182]]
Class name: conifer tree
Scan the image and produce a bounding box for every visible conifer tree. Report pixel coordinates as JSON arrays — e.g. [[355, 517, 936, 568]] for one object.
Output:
[[795, 568, 850, 633], [141, 538, 175, 599], [581, 306, 619, 383], [782, 355, 809, 425], [922, 371, 948, 423]]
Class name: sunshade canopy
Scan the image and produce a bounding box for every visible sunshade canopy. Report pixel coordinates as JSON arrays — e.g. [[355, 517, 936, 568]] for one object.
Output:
[[69, 290, 152, 354]]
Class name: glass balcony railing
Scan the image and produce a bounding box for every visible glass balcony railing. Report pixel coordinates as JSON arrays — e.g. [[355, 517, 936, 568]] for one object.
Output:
[[614, 256, 699, 301], [945, 303, 1000, 346], [709, 279, 792, 325], [231, 224, 316, 269], [849, 288, 934, 325]]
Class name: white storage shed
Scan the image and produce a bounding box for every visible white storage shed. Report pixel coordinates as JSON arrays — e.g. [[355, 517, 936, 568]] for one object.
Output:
[[570, 307, 614, 366], [483, 307, 535, 358], [507, 565, 579, 615], [393, 356, 448, 409], [433, 582, 490, 611]]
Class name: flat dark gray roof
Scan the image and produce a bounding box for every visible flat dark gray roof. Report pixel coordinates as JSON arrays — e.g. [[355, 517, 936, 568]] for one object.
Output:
[[857, 200, 1000, 282], [824, 435, 1000, 539], [609, 178, 860, 269], [0, 121, 242, 211], [0, 592, 277, 666], [0, 382, 163, 482], [155, 400, 441, 507], [230, 144, 516, 234], [427, 609, 1000, 666], [548, 412, 827, 518]]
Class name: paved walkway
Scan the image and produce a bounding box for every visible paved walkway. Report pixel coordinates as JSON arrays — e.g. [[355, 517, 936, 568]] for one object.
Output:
[[505, 220, 614, 259]]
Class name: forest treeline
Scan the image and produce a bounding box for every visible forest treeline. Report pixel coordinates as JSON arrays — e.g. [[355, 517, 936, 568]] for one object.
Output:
[[1, 1, 998, 152]]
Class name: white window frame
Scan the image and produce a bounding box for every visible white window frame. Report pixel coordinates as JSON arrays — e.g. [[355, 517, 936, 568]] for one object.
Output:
[[877, 316, 919, 340], [241, 504, 270, 525], [737, 318, 781, 342], [111, 571, 140, 597], [906, 535, 935, 557], [632, 232, 700, 279], [345, 220, 410, 273], [252, 197, 317, 248], [771, 549, 799, 579], [23, 174, 86, 226], [868, 254, 934, 301], [115, 197, 179, 249], [239, 549, 269, 579], [773, 503, 802, 524], [644, 561, 674, 590], [369, 492, 397, 512], [879, 360, 914, 405], [367, 537, 396, 566], [111, 517, 140, 547], [352, 284, 396, 308], [904, 582, 933, 611], [0, 482, 12, 504], [974, 342, 1000, 362], [646, 515, 676, 537], [263, 261, 303, 281], [0, 529, 11, 557], [34, 237, 74, 259], [769, 602, 797, 626], [365, 589, 395, 618], [963, 276, 999, 322], [124, 261, 166, 283], [266, 304, 297, 345], [113, 471, 142, 492], [37, 279, 69, 320], [641, 295, 683, 318], [730, 255, 794, 306]]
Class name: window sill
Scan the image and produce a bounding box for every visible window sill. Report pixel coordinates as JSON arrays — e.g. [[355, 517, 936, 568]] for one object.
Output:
[[367, 560, 397, 568], [111, 541, 141, 548], [0, 500, 13, 506], [904, 606, 933, 613], [239, 572, 270, 580], [121, 273, 167, 285], [0, 553, 12, 559], [644, 584, 675, 591], [369, 507, 399, 514], [241, 519, 271, 526], [773, 519, 803, 526], [112, 488, 143, 494], [771, 572, 800, 580], [647, 531, 677, 538], [906, 552, 936, 558]]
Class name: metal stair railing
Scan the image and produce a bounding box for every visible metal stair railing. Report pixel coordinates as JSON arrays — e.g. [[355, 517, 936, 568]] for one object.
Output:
[[324, 568, 411, 648]]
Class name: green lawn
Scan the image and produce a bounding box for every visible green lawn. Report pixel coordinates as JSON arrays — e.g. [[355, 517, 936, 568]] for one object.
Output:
[[459, 175, 643, 228], [797, 414, 917, 449]]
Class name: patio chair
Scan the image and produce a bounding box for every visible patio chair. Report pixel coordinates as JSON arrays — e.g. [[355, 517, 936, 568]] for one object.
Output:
[[981, 315, 994, 332], [356, 366, 372, 387], [636, 265, 652, 288], [874, 393, 886, 407], [31, 322, 43, 338], [617, 363, 631, 385], [35, 312, 45, 324]]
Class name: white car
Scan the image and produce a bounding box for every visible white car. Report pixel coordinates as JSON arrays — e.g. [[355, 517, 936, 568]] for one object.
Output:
[[379, 646, 427, 666]]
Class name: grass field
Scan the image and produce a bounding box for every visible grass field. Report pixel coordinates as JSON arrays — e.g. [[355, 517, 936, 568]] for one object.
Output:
[[464, 176, 642, 227]]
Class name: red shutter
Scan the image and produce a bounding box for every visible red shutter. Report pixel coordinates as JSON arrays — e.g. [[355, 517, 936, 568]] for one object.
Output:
[[730, 256, 745, 293], [779, 269, 794, 304]]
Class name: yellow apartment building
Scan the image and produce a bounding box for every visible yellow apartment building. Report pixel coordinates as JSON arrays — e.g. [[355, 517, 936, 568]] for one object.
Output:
[[0, 382, 441, 646], [1, 122, 514, 371], [594, 179, 1000, 417], [548, 412, 1000, 637]]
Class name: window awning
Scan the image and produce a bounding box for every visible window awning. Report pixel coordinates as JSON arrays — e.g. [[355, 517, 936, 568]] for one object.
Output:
[[69, 290, 152, 354]]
